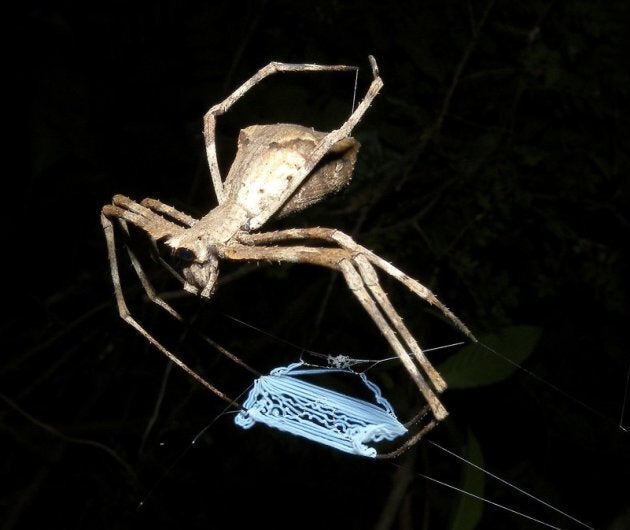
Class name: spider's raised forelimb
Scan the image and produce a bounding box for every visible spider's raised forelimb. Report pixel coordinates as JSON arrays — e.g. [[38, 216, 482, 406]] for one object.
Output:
[[203, 56, 382, 212]]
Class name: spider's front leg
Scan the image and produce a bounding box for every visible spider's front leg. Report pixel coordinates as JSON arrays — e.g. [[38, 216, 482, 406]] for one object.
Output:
[[336, 256, 448, 419], [100, 195, 239, 406], [218, 228, 475, 421]]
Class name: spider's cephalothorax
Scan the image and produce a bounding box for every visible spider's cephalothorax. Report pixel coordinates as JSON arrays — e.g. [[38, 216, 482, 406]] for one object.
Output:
[[101, 56, 476, 457]]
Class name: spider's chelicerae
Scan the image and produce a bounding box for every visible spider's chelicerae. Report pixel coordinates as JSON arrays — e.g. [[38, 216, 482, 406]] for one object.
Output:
[[101, 56, 476, 457]]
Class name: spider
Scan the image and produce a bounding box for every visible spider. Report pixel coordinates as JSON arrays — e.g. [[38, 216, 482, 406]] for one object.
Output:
[[101, 56, 476, 456]]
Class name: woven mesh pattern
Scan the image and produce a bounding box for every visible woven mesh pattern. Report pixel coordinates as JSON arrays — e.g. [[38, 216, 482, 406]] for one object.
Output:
[[235, 362, 407, 457]]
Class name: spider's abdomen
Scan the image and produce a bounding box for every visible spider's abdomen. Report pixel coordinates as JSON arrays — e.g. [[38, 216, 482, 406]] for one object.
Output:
[[222, 124, 359, 229], [275, 132, 359, 219]]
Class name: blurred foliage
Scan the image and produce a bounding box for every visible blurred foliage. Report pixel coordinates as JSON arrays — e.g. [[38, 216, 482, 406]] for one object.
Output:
[[7, 0, 630, 529], [449, 430, 485, 530], [439, 325, 542, 388]]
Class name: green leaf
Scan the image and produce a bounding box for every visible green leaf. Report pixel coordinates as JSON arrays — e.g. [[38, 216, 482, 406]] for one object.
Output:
[[449, 430, 485, 530], [438, 325, 542, 388]]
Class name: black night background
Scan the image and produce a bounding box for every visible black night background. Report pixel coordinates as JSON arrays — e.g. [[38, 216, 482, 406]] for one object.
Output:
[[8, 1, 630, 529]]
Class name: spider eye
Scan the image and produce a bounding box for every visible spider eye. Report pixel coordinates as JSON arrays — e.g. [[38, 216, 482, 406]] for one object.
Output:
[[175, 247, 196, 262]]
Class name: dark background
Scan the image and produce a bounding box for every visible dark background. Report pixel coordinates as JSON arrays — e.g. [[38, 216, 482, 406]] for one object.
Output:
[[7, 1, 630, 529]]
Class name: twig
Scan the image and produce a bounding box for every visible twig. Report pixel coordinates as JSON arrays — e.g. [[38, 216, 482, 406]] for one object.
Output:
[[374, 451, 416, 530], [0, 392, 138, 485]]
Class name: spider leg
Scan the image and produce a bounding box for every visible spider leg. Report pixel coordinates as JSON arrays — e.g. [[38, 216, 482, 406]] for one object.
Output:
[[117, 218, 182, 320], [140, 198, 197, 227], [215, 241, 447, 420], [103, 195, 183, 239], [236, 228, 474, 403], [376, 419, 438, 459], [101, 199, 247, 405], [335, 231, 476, 342], [103, 196, 190, 302], [237, 228, 475, 341], [338, 258, 448, 419], [353, 254, 447, 393], [203, 57, 381, 208]]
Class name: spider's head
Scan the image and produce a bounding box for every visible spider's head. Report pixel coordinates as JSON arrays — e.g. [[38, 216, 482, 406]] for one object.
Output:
[[170, 243, 219, 298]]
